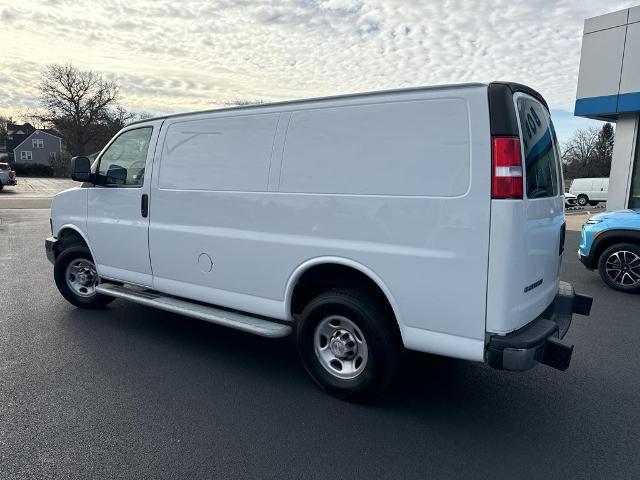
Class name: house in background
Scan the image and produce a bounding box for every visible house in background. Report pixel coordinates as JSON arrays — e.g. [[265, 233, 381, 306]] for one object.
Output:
[[6, 123, 62, 165], [6, 123, 36, 163]]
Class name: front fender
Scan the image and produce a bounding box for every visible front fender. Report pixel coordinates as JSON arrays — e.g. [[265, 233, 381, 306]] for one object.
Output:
[[590, 228, 640, 265]]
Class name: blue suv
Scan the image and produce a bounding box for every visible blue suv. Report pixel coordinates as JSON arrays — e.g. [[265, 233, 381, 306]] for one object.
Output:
[[579, 209, 640, 292]]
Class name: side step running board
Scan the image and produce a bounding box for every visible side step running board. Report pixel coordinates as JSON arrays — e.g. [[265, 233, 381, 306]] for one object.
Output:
[[95, 284, 292, 338]]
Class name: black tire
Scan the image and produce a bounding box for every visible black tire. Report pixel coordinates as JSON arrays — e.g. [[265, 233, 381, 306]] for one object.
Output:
[[589, 201, 599, 206], [297, 289, 402, 401], [54, 246, 114, 308], [597, 243, 640, 293], [577, 195, 589, 207], [0, 184, 4, 191]]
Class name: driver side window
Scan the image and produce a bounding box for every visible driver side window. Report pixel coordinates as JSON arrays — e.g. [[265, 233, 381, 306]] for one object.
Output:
[[98, 127, 153, 186]]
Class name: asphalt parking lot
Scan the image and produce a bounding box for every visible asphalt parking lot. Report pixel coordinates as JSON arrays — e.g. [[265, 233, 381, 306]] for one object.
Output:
[[0, 178, 76, 209], [1, 208, 639, 479]]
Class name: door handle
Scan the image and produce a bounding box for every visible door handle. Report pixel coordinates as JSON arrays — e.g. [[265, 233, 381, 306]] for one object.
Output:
[[141, 193, 149, 218]]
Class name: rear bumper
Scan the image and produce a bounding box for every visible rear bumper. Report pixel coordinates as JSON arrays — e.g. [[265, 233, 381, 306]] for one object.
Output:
[[45, 236, 58, 264], [486, 282, 592, 372], [2, 179, 16, 186]]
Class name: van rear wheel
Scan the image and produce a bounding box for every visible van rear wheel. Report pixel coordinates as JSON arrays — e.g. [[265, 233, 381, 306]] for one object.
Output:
[[54, 246, 114, 308], [297, 289, 402, 401]]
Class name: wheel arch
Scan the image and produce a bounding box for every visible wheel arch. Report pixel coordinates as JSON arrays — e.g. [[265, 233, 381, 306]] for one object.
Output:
[[592, 230, 640, 265], [284, 257, 403, 332], [54, 225, 97, 263]]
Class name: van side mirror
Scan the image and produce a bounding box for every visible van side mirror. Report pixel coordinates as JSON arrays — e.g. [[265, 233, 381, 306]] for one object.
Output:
[[70, 156, 92, 182], [105, 164, 127, 185]]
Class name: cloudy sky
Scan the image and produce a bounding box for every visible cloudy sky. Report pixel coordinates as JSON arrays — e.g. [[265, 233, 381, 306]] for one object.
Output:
[[1, 0, 635, 141]]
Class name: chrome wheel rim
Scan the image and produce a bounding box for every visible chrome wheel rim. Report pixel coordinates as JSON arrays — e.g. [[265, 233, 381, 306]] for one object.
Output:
[[605, 250, 640, 287], [65, 258, 98, 297], [314, 315, 368, 380]]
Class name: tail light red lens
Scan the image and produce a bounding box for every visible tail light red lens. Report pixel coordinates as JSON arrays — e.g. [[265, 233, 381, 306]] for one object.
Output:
[[491, 136, 523, 199], [9, 171, 15, 179]]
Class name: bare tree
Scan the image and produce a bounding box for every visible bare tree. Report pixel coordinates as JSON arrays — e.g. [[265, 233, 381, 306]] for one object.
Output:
[[562, 123, 615, 179], [562, 127, 600, 179], [591, 123, 615, 176], [0, 115, 14, 152], [35, 63, 120, 156], [48, 151, 70, 177]]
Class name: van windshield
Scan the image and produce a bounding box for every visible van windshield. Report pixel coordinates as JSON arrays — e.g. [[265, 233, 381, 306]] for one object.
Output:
[[517, 96, 561, 199]]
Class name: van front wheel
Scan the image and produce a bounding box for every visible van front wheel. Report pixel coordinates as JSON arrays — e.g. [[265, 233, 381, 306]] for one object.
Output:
[[54, 246, 114, 308], [297, 289, 402, 401], [577, 195, 589, 207]]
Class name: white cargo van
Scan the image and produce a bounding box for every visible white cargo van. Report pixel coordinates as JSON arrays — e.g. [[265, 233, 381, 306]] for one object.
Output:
[[569, 177, 609, 206], [46, 82, 591, 399]]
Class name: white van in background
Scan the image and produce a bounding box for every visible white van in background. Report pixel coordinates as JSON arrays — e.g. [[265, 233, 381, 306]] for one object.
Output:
[[569, 177, 609, 206], [45, 82, 591, 400]]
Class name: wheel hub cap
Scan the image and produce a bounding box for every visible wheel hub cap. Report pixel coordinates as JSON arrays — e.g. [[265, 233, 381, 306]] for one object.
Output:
[[77, 268, 94, 285], [329, 329, 358, 360], [605, 250, 640, 286], [65, 259, 99, 297], [313, 315, 368, 380]]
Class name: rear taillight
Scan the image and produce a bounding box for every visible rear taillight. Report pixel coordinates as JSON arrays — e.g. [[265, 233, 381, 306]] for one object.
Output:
[[9, 171, 15, 179], [491, 136, 523, 199]]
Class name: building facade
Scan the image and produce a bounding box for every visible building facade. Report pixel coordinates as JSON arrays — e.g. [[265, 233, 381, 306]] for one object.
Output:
[[9, 126, 62, 166], [575, 6, 640, 210], [6, 123, 36, 163]]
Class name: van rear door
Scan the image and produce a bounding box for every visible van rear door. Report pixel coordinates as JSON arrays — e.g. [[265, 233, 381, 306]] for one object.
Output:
[[486, 83, 564, 335]]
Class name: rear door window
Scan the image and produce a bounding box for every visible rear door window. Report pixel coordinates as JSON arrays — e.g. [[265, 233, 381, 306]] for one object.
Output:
[[517, 96, 560, 199]]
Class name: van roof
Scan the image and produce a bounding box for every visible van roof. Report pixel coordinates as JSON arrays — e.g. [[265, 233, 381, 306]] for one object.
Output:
[[127, 82, 490, 126]]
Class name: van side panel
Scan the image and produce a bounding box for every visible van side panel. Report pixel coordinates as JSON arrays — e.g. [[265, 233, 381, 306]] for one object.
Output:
[[280, 99, 470, 196], [148, 86, 491, 360]]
